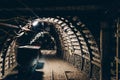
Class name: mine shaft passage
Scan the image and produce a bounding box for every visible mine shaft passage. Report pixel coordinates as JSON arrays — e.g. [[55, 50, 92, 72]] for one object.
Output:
[[4, 54, 89, 80], [0, 0, 120, 79], [0, 17, 103, 80]]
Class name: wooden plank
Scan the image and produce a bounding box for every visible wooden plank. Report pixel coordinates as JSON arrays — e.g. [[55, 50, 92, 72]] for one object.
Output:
[[82, 49, 89, 54], [92, 57, 101, 63], [74, 50, 82, 55], [69, 35, 76, 39], [63, 26, 69, 30], [88, 40, 96, 44], [73, 45, 81, 49], [0, 58, 3, 62], [71, 41, 79, 45], [82, 55, 90, 60], [85, 34, 93, 38], [71, 38, 78, 42], [83, 30, 90, 33], [76, 32, 81, 36], [90, 46, 99, 51], [92, 51, 100, 58], [54, 19, 59, 22], [91, 61, 101, 67], [80, 41, 86, 45], [61, 23, 67, 27], [79, 37, 84, 40], [82, 45, 88, 50], [67, 31, 74, 35]]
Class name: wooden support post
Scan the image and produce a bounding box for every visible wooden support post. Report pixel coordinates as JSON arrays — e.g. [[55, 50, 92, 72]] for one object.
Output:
[[116, 18, 119, 80], [100, 22, 113, 80]]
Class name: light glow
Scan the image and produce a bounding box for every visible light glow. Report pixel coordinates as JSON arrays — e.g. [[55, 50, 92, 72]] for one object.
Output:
[[32, 20, 39, 26]]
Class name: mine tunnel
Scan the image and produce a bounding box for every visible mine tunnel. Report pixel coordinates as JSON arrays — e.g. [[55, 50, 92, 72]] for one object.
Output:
[[0, 0, 120, 80]]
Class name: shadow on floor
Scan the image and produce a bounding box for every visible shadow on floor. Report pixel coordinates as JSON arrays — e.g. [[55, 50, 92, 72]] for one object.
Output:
[[36, 62, 44, 69], [3, 62, 45, 80], [3, 71, 44, 80]]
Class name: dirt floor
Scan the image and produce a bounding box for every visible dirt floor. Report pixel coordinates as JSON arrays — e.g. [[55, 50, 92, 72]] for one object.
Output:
[[3, 55, 88, 80]]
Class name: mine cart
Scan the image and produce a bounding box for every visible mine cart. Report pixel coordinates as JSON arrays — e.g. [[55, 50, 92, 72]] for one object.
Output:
[[16, 45, 41, 74]]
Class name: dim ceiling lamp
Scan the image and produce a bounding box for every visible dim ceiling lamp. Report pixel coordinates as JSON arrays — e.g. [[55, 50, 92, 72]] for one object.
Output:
[[32, 20, 39, 26]]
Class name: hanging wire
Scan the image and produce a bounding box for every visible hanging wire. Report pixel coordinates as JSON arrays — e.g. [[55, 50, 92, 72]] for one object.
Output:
[[0, 29, 14, 37], [0, 16, 28, 22], [15, 0, 39, 18], [0, 17, 17, 21], [0, 0, 39, 22]]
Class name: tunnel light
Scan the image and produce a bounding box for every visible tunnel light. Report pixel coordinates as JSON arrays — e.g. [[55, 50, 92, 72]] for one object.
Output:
[[32, 20, 39, 26]]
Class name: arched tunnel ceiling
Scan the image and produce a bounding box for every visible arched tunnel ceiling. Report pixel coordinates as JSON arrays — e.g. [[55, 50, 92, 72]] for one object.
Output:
[[0, 16, 101, 79]]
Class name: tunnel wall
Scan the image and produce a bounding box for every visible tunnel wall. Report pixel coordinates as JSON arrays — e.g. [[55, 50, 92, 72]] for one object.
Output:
[[0, 32, 17, 79], [0, 16, 118, 80], [35, 17, 101, 80], [0, 16, 101, 80]]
